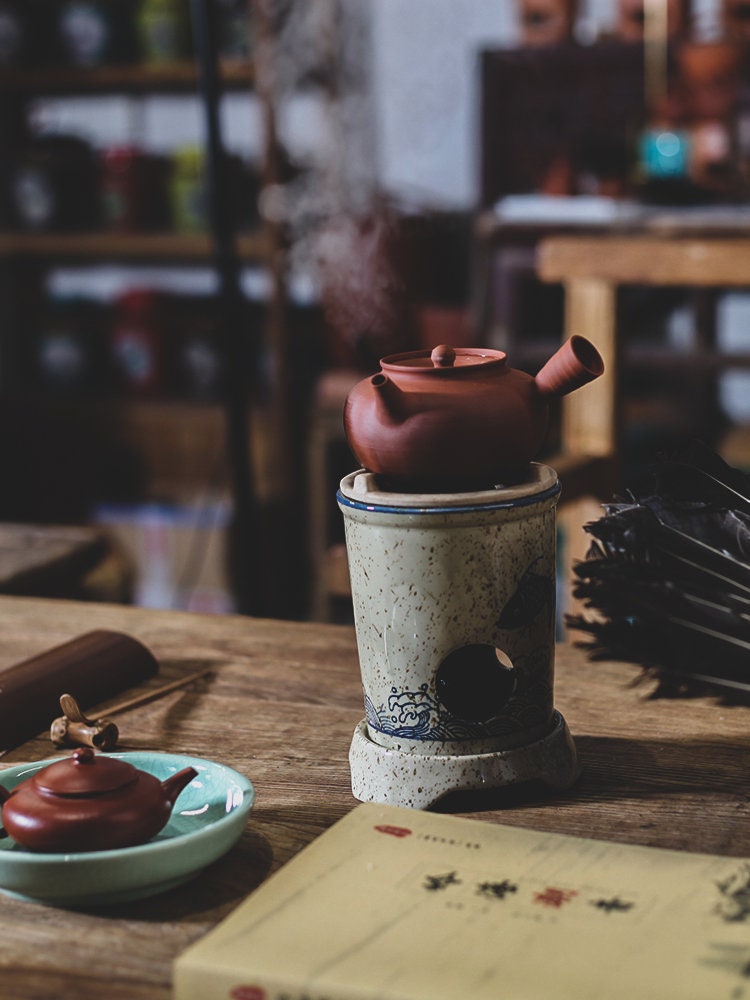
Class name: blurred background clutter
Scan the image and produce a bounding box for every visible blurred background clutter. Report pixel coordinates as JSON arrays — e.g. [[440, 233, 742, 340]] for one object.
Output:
[[1, 0, 750, 622]]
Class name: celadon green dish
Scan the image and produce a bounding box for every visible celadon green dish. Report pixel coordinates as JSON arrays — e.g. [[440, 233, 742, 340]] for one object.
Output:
[[0, 751, 255, 907]]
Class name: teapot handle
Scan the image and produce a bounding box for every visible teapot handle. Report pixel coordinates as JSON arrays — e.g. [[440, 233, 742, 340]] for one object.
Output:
[[535, 336, 604, 398], [0, 783, 9, 839]]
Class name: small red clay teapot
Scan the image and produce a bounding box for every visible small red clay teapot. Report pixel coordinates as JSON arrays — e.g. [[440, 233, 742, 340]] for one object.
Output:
[[344, 336, 604, 492], [0, 748, 196, 853]]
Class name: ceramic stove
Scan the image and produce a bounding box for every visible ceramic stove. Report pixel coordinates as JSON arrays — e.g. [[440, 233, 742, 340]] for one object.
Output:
[[338, 464, 580, 809]]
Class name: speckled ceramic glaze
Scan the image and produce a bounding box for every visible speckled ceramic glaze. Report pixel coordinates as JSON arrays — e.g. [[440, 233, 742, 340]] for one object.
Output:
[[338, 464, 579, 807], [348, 713, 579, 809]]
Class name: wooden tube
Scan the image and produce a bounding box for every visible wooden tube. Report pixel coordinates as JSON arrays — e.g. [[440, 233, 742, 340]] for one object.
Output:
[[0, 630, 158, 752]]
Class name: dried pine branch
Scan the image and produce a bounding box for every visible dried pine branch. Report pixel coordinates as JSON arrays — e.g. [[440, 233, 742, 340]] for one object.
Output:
[[567, 442, 750, 700]]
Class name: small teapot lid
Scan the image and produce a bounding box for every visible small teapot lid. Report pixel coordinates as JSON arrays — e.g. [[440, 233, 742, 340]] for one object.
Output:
[[381, 345, 507, 373], [32, 747, 138, 796]]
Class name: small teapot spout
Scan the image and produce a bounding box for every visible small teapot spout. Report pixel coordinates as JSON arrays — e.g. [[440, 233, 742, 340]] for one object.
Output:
[[161, 766, 197, 807], [534, 336, 604, 399], [371, 372, 406, 422]]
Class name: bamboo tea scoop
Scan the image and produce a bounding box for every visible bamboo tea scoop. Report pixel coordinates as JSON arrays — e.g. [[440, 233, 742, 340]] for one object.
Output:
[[50, 667, 214, 750]]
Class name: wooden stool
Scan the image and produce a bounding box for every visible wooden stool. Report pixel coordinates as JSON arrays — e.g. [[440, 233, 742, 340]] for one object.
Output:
[[307, 370, 360, 621]]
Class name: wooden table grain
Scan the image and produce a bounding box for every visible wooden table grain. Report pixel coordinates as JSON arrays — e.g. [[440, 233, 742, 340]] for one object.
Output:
[[0, 595, 748, 998]]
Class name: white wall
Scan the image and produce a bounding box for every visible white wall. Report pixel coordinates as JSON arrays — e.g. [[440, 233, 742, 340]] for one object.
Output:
[[370, 0, 514, 209], [369, 0, 724, 208]]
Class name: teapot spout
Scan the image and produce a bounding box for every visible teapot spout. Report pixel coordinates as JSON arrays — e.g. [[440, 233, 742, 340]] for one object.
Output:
[[371, 372, 406, 422], [534, 336, 604, 399], [161, 766, 198, 807]]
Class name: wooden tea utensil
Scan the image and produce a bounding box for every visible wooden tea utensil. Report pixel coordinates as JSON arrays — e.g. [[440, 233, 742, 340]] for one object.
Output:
[[50, 667, 215, 750], [0, 630, 158, 752]]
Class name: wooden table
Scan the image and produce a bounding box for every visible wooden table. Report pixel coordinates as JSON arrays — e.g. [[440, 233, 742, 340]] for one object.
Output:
[[1, 596, 749, 998], [474, 205, 750, 498], [536, 231, 750, 490]]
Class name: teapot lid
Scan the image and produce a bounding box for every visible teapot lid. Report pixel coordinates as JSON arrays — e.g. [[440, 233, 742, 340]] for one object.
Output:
[[381, 344, 506, 373], [32, 747, 138, 796]]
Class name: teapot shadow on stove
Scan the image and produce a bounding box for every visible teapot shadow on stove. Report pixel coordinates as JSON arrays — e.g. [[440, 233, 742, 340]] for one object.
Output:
[[344, 335, 604, 492], [0, 747, 197, 853]]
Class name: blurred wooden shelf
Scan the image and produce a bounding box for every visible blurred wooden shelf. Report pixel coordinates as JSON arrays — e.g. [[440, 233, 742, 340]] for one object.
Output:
[[0, 229, 269, 263], [0, 59, 255, 95], [7, 394, 285, 503]]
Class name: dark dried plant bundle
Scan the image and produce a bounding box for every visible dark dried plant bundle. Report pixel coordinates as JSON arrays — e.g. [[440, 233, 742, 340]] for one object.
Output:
[[567, 441, 750, 700]]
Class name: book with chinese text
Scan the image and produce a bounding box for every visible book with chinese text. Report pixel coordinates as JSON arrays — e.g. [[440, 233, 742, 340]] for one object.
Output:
[[173, 802, 750, 1000]]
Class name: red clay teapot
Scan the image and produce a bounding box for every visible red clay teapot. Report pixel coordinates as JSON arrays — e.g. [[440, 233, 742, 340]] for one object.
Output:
[[344, 335, 604, 492], [0, 747, 196, 853]]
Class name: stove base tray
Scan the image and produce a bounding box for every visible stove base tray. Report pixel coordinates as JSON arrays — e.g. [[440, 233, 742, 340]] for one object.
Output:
[[349, 711, 579, 809]]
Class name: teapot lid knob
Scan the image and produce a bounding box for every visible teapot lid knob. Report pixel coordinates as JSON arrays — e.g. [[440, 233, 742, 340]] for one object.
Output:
[[73, 747, 95, 765], [431, 344, 456, 368]]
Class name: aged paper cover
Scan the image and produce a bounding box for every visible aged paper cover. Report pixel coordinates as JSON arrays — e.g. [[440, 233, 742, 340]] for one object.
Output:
[[173, 802, 750, 999]]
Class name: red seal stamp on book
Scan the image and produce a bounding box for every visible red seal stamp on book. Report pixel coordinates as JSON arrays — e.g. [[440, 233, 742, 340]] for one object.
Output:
[[374, 824, 412, 838], [230, 986, 266, 1000]]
